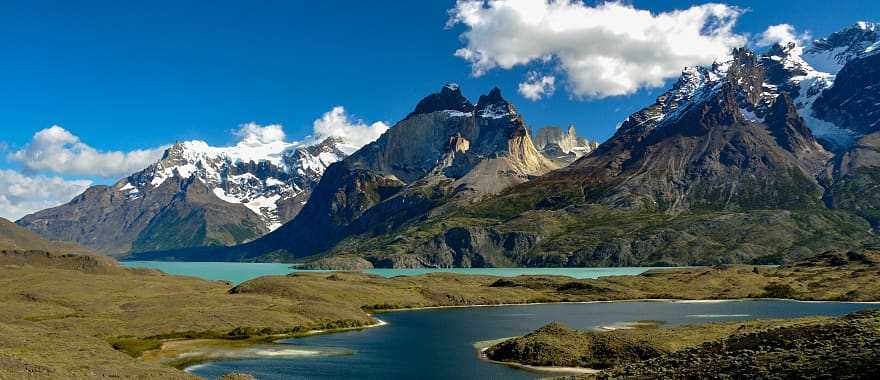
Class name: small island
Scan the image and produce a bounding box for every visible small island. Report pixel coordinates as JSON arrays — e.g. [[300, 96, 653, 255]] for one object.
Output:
[[485, 310, 880, 379]]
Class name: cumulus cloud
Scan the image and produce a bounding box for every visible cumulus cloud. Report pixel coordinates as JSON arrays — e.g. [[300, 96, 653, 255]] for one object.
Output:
[[233, 122, 287, 146], [518, 73, 556, 101], [8, 126, 168, 178], [0, 169, 91, 220], [756, 24, 810, 47], [311, 106, 389, 153], [447, 0, 747, 98]]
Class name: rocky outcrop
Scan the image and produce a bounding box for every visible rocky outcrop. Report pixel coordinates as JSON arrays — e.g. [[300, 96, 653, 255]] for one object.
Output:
[[300, 256, 374, 270], [364, 227, 540, 268], [534, 125, 597, 165]]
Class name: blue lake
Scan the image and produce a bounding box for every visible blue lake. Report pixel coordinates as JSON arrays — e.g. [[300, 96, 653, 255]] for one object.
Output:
[[120, 261, 654, 284], [187, 299, 879, 380]]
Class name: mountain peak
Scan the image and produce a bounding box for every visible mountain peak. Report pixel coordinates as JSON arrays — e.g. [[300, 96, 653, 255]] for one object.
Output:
[[475, 87, 517, 119], [476, 87, 505, 109], [804, 21, 879, 73], [443, 83, 460, 91], [767, 41, 799, 58], [409, 84, 474, 116], [856, 21, 878, 31]]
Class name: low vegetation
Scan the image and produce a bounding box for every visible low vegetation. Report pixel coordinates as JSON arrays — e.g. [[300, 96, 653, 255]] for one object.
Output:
[[485, 322, 666, 369], [599, 310, 880, 379], [484, 311, 880, 379], [1, 248, 880, 378]]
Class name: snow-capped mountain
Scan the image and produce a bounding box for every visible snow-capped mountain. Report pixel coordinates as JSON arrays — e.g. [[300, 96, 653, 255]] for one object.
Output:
[[125, 136, 346, 230], [17, 136, 349, 255], [804, 21, 879, 74], [617, 22, 879, 152]]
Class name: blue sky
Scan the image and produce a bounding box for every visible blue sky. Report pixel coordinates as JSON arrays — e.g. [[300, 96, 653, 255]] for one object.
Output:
[[0, 0, 877, 219]]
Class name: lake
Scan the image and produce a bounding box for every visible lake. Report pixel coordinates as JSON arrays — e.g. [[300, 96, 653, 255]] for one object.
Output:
[[187, 299, 878, 380], [120, 261, 654, 284]]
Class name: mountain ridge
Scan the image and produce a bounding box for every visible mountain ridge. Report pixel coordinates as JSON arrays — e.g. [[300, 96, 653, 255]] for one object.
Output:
[[17, 135, 350, 255], [278, 23, 880, 268]]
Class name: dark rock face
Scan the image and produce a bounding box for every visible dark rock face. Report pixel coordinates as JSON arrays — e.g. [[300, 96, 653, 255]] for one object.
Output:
[[299, 256, 374, 270], [374, 227, 540, 268], [813, 53, 880, 135], [409, 83, 474, 117]]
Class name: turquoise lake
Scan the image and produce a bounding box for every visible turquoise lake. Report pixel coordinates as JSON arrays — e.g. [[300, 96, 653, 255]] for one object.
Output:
[[120, 261, 653, 284]]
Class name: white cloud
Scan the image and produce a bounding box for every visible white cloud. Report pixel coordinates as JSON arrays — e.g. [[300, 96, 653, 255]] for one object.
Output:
[[0, 169, 91, 220], [447, 0, 747, 98], [233, 122, 287, 146], [756, 24, 810, 47], [518, 72, 556, 100], [311, 106, 389, 153], [8, 126, 168, 178]]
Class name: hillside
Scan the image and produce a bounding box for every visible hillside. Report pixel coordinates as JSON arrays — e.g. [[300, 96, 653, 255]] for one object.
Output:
[[2, 246, 879, 377], [0, 217, 93, 255]]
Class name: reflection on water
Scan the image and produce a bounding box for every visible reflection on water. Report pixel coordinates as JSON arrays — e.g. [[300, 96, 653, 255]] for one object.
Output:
[[190, 300, 878, 380]]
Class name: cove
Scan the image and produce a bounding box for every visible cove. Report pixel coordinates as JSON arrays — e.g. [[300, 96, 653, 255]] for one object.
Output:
[[187, 299, 878, 380]]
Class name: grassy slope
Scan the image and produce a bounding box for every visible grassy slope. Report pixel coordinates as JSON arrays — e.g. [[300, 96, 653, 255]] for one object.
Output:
[[2, 249, 879, 378], [0, 253, 373, 379], [484, 316, 835, 370], [597, 310, 880, 379], [0, 217, 94, 255], [484, 312, 877, 379]]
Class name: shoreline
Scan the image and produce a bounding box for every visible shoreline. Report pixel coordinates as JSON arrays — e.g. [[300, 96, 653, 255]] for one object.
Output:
[[156, 317, 389, 372], [176, 298, 879, 372], [370, 297, 880, 314], [477, 346, 601, 375]]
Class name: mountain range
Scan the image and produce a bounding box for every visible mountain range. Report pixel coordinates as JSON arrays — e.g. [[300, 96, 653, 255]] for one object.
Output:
[[18, 21, 880, 268], [17, 135, 349, 255]]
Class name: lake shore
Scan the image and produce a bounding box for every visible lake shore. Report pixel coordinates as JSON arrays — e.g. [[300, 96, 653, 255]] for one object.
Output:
[[478, 311, 880, 379], [145, 318, 390, 370], [3, 248, 880, 378], [173, 298, 880, 374]]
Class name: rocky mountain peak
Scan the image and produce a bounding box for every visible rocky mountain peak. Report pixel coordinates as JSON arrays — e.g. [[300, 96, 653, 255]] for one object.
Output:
[[533, 125, 596, 165], [306, 136, 347, 155], [805, 21, 879, 73], [475, 87, 517, 119], [410, 83, 474, 116]]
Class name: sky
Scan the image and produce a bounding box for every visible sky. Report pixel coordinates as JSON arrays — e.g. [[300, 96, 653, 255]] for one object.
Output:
[[0, 0, 877, 219]]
